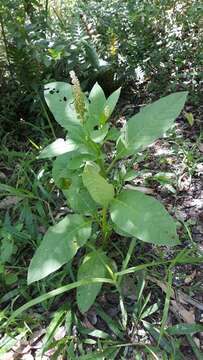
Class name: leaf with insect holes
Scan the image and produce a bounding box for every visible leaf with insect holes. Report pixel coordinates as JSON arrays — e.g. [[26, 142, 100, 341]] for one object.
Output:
[[90, 124, 109, 143], [44, 82, 80, 129], [44, 83, 89, 143], [82, 162, 115, 208], [110, 190, 179, 246], [116, 92, 188, 158], [77, 251, 108, 312], [27, 215, 92, 284]]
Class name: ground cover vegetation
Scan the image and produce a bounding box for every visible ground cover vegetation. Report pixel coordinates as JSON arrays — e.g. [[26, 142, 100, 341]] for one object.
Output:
[[0, 0, 203, 359]]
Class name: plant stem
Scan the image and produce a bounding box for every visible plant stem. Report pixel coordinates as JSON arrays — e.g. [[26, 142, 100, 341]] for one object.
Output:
[[106, 156, 118, 174], [102, 207, 109, 249], [117, 237, 136, 286]]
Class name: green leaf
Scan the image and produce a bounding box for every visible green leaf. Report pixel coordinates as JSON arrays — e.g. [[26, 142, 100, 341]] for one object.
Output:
[[0, 331, 27, 356], [95, 305, 124, 339], [106, 127, 120, 141], [44, 82, 80, 129], [77, 251, 108, 312], [116, 92, 188, 158], [186, 333, 203, 360], [5, 273, 18, 286], [88, 82, 106, 129], [82, 162, 115, 207], [52, 154, 75, 188], [0, 238, 14, 263], [102, 87, 121, 123], [111, 221, 130, 237], [143, 321, 173, 353], [37, 308, 66, 358], [27, 215, 92, 284], [110, 190, 179, 246], [8, 278, 114, 324], [52, 149, 97, 189], [78, 348, 118, 360], [64, 176, 98, 214], [153, 172, 175, 185], [44, 82, 88, 142], [167, 323, 203, 336], [184, 111, 194, 126], [39, 138, 78, 159], [82, 40, 101, 70], [90, 124, 109, 143]]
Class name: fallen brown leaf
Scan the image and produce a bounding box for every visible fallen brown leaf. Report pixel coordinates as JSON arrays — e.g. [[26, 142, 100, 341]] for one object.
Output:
[[184, 270, 197, 285], [147, 276, 175, 297], [171, 300, 195, 324], [198, 143, 203, 153], [0, 196, 21, 210]]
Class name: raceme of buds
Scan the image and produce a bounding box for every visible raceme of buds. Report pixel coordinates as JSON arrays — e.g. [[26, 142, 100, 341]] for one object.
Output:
[[70, 71, 86, 123]]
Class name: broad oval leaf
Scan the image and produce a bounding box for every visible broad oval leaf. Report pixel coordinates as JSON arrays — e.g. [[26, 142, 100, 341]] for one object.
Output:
[[77, 251, 108, 313], [52, 154, 75, 188], [39, 138, 78, 159], [110, 190, 179, 246], [27, 215, 92, 284], [52, 151, 97, 189], [44, 82, 80, 130], [82, 162, 115, 208], [64, 176, 98, 215], [116, 92, 188, 158], [89, 82, 106, 108]]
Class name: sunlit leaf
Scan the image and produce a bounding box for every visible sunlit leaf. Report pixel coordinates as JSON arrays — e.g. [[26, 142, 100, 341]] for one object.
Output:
[[28, 215, 92, 284], [110, 190, 179, 246], [82, 162, 114, 207], [117, 92, 188, 158], [88, 82, 106, 129], [44, 82, 79, 129], [39, 138, 78, 159]]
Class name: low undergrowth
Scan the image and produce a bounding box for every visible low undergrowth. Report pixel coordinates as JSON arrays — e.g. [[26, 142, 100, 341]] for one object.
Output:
[[0, 74, 202, 359]]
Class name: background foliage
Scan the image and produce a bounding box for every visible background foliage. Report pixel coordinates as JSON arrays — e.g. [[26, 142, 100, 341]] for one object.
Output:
[[0, 0, 202, 137]]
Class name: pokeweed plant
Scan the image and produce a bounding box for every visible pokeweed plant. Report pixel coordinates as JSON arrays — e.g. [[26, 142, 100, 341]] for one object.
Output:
[[28, 72, 187, 313]]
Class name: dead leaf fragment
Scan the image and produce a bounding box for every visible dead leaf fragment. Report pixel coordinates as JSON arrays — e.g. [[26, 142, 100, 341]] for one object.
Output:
[[0, 196, 20, 210], [184, 270, 197, 285], [125, 185, 154, 194], [171, 300, 195, 324], [198, 143, 203, 153], [0, 171, 6, 180], [147, 276, 175, 298]]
